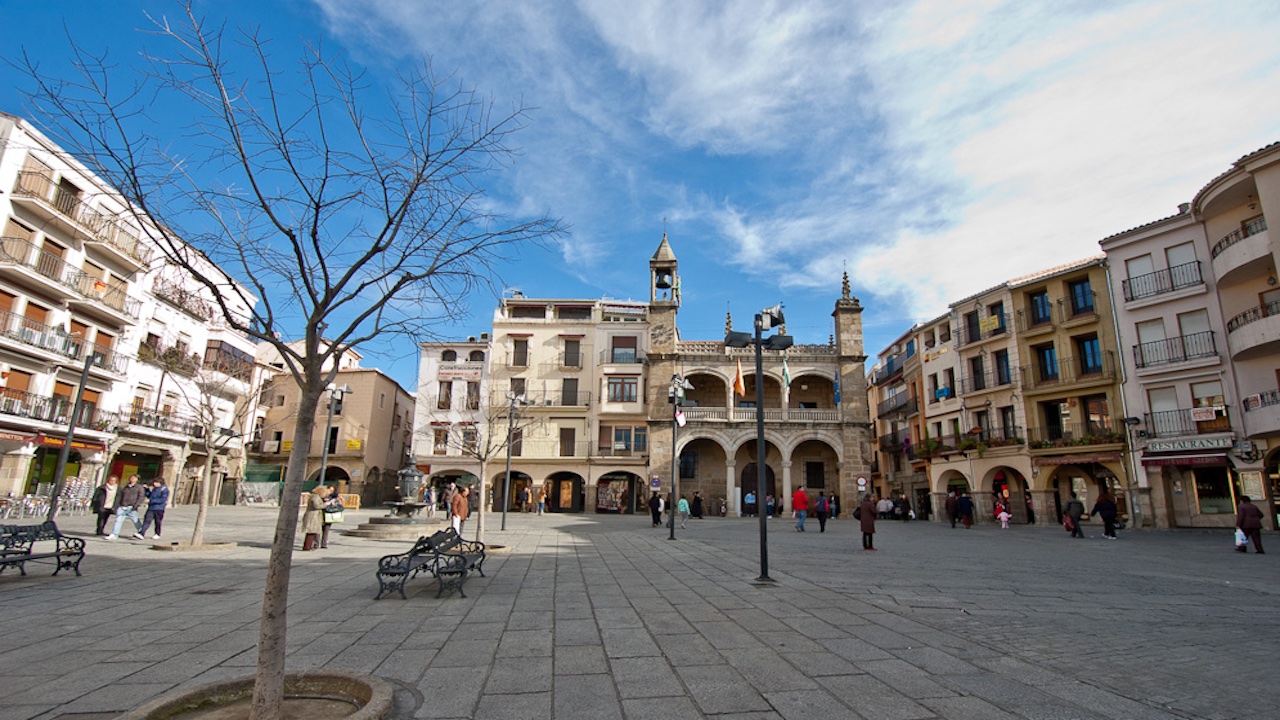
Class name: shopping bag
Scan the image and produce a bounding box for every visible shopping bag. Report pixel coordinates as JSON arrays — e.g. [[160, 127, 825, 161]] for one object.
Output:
[[1234, 528, 1247, 547], [1063, 515, 1075, 532], [323, 509, 344, 524]]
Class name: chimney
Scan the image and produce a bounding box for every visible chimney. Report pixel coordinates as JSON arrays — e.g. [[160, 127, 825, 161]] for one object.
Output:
[[1177, 202, 1190, 214]]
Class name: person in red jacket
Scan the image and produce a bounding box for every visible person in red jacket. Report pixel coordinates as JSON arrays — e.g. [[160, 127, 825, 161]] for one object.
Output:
[[1235, 496, 1265, 554], [792, 486, 810, 532]]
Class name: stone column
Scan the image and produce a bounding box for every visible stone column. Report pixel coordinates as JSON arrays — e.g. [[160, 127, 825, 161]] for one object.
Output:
[[1030, 489, 1057, 526], [930, 492, 947, 523], [781, 461, 793, 510], [725, 461, 737, 515]]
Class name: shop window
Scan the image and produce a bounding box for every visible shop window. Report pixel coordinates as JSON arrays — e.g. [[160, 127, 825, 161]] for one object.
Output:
[[1193, 467, 1236, 514]]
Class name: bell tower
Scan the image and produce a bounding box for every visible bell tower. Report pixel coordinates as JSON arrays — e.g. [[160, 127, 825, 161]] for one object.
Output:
[[648, 233, 679, 355], [832, 270, 871, 500]]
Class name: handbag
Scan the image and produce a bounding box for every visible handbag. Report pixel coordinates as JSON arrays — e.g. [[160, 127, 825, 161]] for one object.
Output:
[[1063, 515, 1075, 531], [322, 509, 344, 524]]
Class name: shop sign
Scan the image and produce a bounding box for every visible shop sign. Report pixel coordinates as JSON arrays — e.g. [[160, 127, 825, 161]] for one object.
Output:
[[1145, 437, 1233, 452], [1189, 407, 1221, 422], [282, 441, 293, 453], [0, 430, 36, 444], [346, 438, 363, 450], [36, 433, 105, 452], [979, 316, 1001, 332], [438, 364, 483, 381], [1033, 454, 1121, 465], [1140, 454, 1228, 467]]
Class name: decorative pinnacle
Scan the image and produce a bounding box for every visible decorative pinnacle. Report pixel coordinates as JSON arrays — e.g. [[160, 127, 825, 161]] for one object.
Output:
[[842, 271, 851, 299]]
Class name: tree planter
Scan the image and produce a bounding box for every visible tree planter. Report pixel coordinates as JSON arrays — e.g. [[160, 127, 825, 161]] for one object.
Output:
[[118, 671, 393, 720]]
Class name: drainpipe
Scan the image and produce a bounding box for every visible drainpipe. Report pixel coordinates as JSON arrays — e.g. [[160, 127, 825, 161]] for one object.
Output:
[[1103, 260, 1143, 529]]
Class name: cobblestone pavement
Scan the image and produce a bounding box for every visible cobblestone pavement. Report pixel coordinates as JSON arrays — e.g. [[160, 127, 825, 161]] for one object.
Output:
[[0, 507, 1273, 719]]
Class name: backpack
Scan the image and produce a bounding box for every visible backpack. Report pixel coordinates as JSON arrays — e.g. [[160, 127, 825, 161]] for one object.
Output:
[[817, 496, 828, 513]]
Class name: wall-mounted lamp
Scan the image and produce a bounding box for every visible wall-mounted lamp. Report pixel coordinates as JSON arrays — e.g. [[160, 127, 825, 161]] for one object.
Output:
[[1122, 417, 1142, 426], [1268, 274, 1277, 287]]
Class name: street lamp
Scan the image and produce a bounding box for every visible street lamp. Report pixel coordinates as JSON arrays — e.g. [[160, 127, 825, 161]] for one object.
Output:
[[726, 304, 792, 582], [500, 391, 527, 531], [317, 383, 353, 489], [668, 374, 694, 540]]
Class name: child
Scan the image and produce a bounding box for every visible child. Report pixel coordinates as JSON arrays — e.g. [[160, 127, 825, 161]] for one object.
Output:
[[998, 509, 1012, 529]]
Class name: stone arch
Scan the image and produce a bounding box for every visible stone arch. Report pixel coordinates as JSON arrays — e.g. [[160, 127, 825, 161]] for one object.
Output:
[[789, 438, 841, 495], [490, 470, 533, 512], [596, 470, 644, 514], [935, 468, 971, 495], [545, 470, 586, 513], [683, 371, 728, 410], [674, 436, 730, 516], [1038, 461, 1127, 522], [787, 372, 838, 409], [984, 465, 1032, 524]]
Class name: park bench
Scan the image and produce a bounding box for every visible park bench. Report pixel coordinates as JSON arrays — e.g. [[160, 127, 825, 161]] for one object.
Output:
[[374, 528, 486, 600], [0, 521, 86, 577]]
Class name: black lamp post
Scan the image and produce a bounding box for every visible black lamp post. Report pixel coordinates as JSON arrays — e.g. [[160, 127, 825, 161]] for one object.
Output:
[[668, 374, 693, 540], [318, 383, 353, 488], [726, 304, 792, 582], [46, 351, 95, 521]]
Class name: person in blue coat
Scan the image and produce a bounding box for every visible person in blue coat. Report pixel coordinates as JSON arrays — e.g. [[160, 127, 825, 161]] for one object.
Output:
[[140, 479, 170, 540]]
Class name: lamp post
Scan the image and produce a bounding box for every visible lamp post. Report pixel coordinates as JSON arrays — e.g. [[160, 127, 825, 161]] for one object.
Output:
[[46, 351, 96, 521], [668, 374, 693, 540], [726, 304, 792, 582], [500, 391, 527, 531], [317, 383, 353, 489]]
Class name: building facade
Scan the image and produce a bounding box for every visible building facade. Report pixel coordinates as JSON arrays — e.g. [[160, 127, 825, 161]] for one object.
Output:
[[0, 113, 258, 503], [416, 235, 875, 515]]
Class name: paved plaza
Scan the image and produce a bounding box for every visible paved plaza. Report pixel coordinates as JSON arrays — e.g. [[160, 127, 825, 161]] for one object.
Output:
[[0, 506, 1274, 720]]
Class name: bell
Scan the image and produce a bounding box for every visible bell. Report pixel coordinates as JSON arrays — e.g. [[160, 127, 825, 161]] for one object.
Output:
[[654, 272, 672, 289]]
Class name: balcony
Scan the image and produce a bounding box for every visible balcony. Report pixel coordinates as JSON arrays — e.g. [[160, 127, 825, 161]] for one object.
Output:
[[598, 349, 646, 365], [153, 278, 213, 320], [1243, 389, 1280, 438], [0, 389, 123, 431], [875, 393, 917, 416], [1028, 422, 1124, 449], [956, 367, 1017, 395], [1121, 261, 1204, 302], [1210, 217, 1269, 286], [123, 407, 203, 437], [1225, 299, 1280, 361], [591, 442, 648, 458], [878, 428, 909, 451], [518, 391, 593, 408], [0, 310, 80, 361], [0, 237, 80, 302], [137, 342, 202, 377], [957, 314, 1009, 347], [873, 354, 906, 385], [1132, 331, 1218, 369], [1144, 407, 1231, 438], [10, 171, 153, 270], [65, 272, 142, 323], [1020, 352, 1117, 391]]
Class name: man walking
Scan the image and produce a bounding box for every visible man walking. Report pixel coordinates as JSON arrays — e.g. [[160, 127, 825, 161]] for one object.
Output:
[[139, 479, 170, 540], [945, 491, 959, 528], [744, 489, 756, 517], [859, 494, 877, 550], [90, 475, 119, 535], [450, 485, 471, 536], [107, 475, 147, 540], [1235, 495, 1265, 553], [792, 486, 810, 532], [1064, 492, 1086, 539], [648, 492, 662, 526], [957, 491, 975, 529]]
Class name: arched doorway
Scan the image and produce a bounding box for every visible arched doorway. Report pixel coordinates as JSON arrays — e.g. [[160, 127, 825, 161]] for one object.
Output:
[[547, 471, 585, 513], [740, 464, 776, 514], [596, 472, 643, 513], [490, 471, 532, 512], [989, 467, 1031, 523]]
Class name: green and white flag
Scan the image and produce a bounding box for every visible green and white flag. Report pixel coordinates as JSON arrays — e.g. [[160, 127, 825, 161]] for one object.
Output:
[[782, 357, 791, 389]]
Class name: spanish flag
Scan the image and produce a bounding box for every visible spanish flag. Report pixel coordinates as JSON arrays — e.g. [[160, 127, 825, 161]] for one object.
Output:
[[733, 358, 746, 397]]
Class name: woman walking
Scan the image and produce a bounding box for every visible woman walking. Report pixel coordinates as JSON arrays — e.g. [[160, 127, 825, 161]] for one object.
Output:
[[859, 494, 877, 551], [300, 485, 327, 551], [1091, 491, 1119, 540]]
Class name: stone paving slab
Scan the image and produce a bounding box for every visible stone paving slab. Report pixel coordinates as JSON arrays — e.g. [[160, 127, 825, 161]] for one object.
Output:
[[0, 507, 1274, 719]]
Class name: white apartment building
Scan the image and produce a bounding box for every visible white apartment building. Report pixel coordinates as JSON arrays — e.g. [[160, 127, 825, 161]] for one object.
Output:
[[0, 113, 259, 501], [410, 335, 493, 496]]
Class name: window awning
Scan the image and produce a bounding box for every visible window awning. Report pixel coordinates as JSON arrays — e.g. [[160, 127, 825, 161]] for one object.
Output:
[[1141, 453, 1230, 467]]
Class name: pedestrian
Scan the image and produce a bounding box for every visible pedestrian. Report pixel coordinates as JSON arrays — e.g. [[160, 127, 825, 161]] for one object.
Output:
[[451, 485, 471, 536], [106, 475, 148, 540], [814, 491, 830, 532], [997, 507, 1012, 529], [425, 485, 437, 518], [945, 490, 959, 528], [877, 496, 893, 519], [442, 481, 457, 514], [517, 486, 530, 513], [1063, 492, 1086, 538], [139, 479, 170, 540], [1235, 495, 1265, 553], [648, 492, 661, 526], [691, 491, 704, 519], [537, 486, 547, 515], [859, 493, 877, 551], [90, 475, 119, 535], [300, 485, 326, 550], [899, 493, 912, 522], [677, 495, 690, 529], [744, 490, 757, 517], [792, 486, 809, 532], [320, 485, 342, 549], [957, 491, 974, 529], [1091, 490, 1119, 540], [766, 494, 775, 518], [660, 493, 669, 527], [831, 495, 840, 518]]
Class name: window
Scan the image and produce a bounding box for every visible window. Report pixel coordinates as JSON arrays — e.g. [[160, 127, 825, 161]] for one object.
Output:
[[469, 350, 485, 361], [1000, 406, 1017, 437], [510, 305, 545, 319], [969, 356, 986, 390], [437, 381, 452, 409], [561, 378, 579, 406], [511, 338, 529, 367], [462, 427, 478, 453], [1041, 400, 1066, 439], [1076, 335, 1103, 375], [1193, 466, 1237, 514], [441, 350, 457, 362], [1191, 380, 1224, 407], [607, 377, 638, 402], [1068, 278, 1094, 315], [634, 427, 647, 452], [559, 427, 576, 457], [1035, 343, 1058, 381], [1083, 394, 1110, 434], [379, 392, 386, 409], [942, 368, 955, 396], [994, 350, 1012, 385], [964, 310, 980, 342], [433, 428, 449, 455], [510, 427, 523, 456], [939, 323, 951, 343], [326, 426, 339, 454], [679, 449, 697, 478], [510, 378, 526, 398], [556, 305, 592, 320], [466, 382, 480, 410], [610, 336, 638, 363], [1028, 290, 1052, 325], [989, 301, 1006, 333], [563, 339, 581, 368]]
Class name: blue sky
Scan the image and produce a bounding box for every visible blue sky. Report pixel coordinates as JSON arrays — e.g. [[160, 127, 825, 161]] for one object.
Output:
[[4, 1, 1280, 392]]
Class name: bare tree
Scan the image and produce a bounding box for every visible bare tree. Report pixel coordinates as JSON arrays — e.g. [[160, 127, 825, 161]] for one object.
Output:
[[19, 5, 561, 716]]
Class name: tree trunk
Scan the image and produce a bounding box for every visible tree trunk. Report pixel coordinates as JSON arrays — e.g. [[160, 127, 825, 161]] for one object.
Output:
[[190, 445, 215, 546], [250, 386, 321, 719], [476, 458, 487, 542]]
